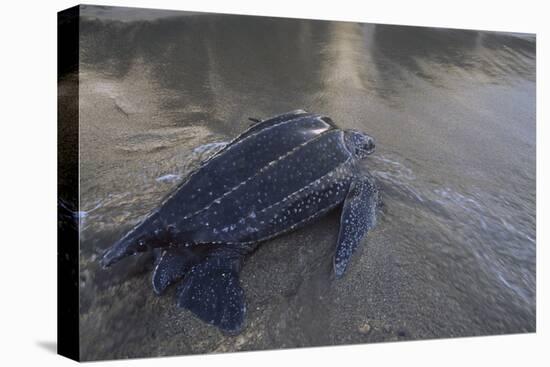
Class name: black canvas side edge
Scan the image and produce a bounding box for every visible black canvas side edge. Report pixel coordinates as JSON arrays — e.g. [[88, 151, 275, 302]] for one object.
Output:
[[57, 5, 80, 362]]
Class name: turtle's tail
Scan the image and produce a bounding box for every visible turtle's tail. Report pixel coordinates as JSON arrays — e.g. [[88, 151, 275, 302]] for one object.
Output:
[[99, 239, 131, 268], [100, 214, 161, 268]]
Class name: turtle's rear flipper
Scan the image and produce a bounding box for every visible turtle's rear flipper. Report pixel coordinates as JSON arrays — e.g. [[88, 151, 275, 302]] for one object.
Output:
[[177, 251, 245, 334], [152, 247, 207, 295]]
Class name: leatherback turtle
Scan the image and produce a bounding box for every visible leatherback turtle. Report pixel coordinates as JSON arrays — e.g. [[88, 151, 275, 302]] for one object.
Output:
[[100, 110, 380, 333]]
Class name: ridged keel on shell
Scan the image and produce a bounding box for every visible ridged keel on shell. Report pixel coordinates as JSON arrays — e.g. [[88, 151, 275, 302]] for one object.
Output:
[[160, 114, 336, 218], [180, 130, 355, 245]]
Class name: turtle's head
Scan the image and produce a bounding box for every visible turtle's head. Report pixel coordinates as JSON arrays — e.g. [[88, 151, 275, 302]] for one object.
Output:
[[344, 130, 375, 159]]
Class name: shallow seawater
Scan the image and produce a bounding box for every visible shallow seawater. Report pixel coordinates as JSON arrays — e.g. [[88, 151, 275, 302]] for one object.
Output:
[[72, 5, 536, 360]]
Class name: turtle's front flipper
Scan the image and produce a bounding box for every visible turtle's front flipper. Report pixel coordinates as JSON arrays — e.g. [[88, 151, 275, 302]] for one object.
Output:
[[177, 249, 246, 334], [334, 174, 379, 278], [152, 247, 207, 295]]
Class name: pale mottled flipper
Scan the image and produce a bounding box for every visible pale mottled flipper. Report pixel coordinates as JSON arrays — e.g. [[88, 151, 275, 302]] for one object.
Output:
[[152, 247, 206, 295], [177, 250, 246, 334], [334, 174, 379, 278]]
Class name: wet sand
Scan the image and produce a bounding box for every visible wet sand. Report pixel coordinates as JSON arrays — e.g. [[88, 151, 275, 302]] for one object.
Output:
[[73, 5, 536, 360]]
